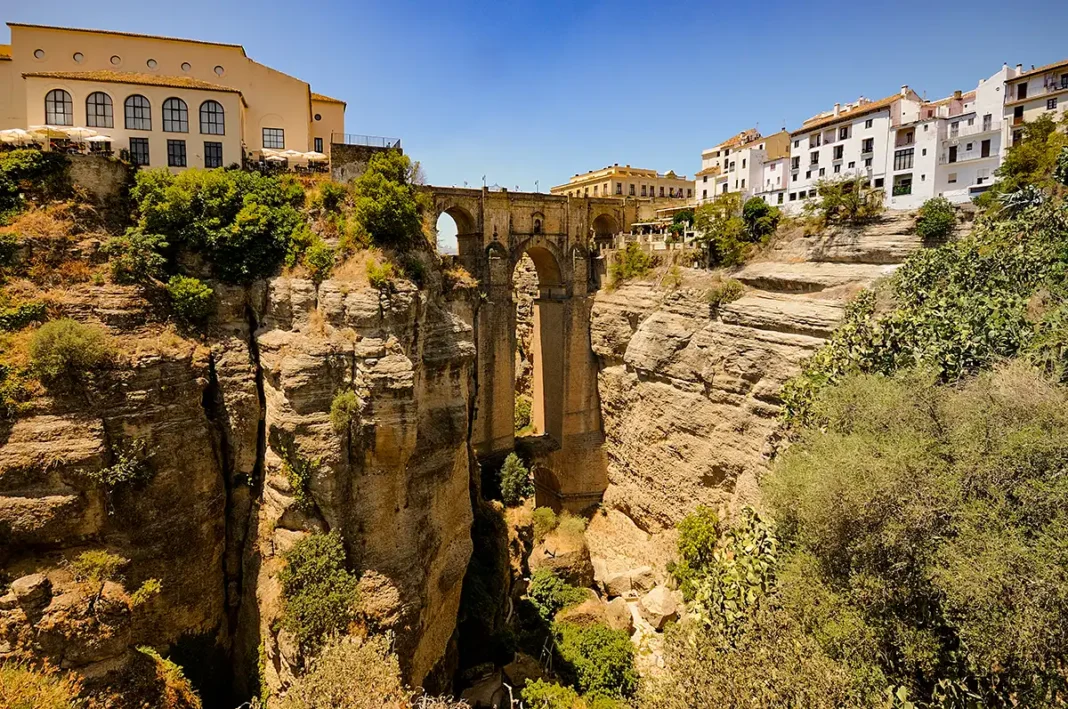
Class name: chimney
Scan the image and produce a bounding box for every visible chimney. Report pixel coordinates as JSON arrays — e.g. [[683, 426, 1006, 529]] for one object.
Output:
[[901, 84, 909, 97], [953, 90, 962, 99], [1016, 64, 1023, 74], [833, 103, 841, 116]]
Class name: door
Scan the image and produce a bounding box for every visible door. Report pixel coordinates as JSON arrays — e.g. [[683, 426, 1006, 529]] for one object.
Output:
[[1017, 83, 1028, 100], [981, 140, 991, 158], [949, 146, 958, 163]]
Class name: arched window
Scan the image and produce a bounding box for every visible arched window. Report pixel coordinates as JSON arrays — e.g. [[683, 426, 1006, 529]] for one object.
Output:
[[45, 89, 73, 126], [199, 100, 225, 135], [162, 97, 188, 133], [85, 92, 113, 128], [125, 95, 151, 130]]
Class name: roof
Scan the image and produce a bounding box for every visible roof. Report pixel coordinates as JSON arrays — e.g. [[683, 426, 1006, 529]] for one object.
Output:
[[793, 93, 905, 134], [22, 70, 242, 94], [7, 22, 246, 56], [695, 166, 720, 177], [311, 92, 346, 105], [702, 128, 760, 156], [1008, 58, 1068, 81]]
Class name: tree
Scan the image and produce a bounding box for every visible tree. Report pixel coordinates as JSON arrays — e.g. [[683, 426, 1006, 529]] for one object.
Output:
[[693, 193, 747, 267], [498, 452, 533, 505], [741, 197, 781, 242], [351, 151, 428, 250]]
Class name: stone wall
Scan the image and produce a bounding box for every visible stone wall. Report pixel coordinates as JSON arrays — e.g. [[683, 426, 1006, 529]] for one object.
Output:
[[330, 144, 402, 183], [67, 155, 132, 204]]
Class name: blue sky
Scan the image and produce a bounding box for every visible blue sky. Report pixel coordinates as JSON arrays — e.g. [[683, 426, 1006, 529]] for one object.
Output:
[[5, 0, 1068, 191]]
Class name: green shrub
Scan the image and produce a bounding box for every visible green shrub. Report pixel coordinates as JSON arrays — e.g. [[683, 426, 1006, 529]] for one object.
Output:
[[330, 389, 361, 434], [278, 634, 407, 708], [91, 438, 152, 491], [527, 568, 587, 622], [554, 622, 637, 698], [804, 179, 884, 225], [131, 168, 304, 283], [532, 506, 558, 542], [766, 366, 1068, 706], [366, 259, 395, 290], [303, 239, 335, 283], [166, 275, 214, 323], [0, 149, 70, 214], [522, 680, 583, 708], [0, 364, 31, 419], [279, 532, 360, 653], [514, 393, 532, 432], [668, 505, 720, 600], [0, 301, 46, 331], [351, 151, 427, 250], [498, 452, 532, 506], [704, 278, 744, 308], [0, 662, 83, 709], [0, 231, 18, 270], [30, 318, 112, 382], [693, 193, 749, 267], [742, 197, 781, 241], [135, 646, 202, 709], [71, 549, 128, 585], [608, 242, 653, 284], [102, 229, 169, 284], [278, 442, 319, 511], [556, 512, 587, 540], [130, 578, 162, 606], [914, 197, 956, 242], [317, 181, 348, 213]]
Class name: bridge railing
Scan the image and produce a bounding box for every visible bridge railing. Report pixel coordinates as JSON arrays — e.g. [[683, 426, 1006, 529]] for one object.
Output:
[[330, 133, 401, 149]]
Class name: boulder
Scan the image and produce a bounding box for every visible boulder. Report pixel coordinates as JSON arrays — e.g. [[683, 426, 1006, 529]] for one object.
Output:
[[629, 566, 657, 593], [502, 652, 547, 692], [639, 585, 678, 631], [11, 573, 52, 612], [555, 598, 606, 628], [605, 597, 634, 634], [602, 570, 632, 598], [528, 530, 594, 588]]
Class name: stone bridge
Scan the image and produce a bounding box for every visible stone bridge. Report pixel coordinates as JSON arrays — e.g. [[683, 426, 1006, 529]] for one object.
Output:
[[427, 187, 637, 510]]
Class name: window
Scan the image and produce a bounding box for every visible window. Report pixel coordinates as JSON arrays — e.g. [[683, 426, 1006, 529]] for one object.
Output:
[[110, 55, 121, 66], [770, 163, 777, 171], [628, 184, 635, 196], [874, 178, 884, 188], [45, 89, 73, 126], [687, 188, 692, 197], [125, 95, 152, 130], [593, 186, 598, 197], [818, 168, 825, 177], [834, 164, 841, 174], [777, 193, 783, 205], [894, 148, 914, 171], [862, 138, 874, 153], [790, 192, 797, 201], [167, 139, 187, 167], [314, 137, 323, 153], [948, 172, 957, 184], [729, 161, 735, 171], [742, 158, 746, 168], [181, 62, 192, 72], [923, 124, 929, 131], [793, 139, 799, 148], [950, 121, 959, 137], [214, 65, 225, 76], [967, 117, 974, 126], [1012, 129, 1022, 145], [1017, 83, 1027, 100], [833, 145, 844, 160], [199, 100, 225, 135], [702, 189, 707, 199], [981, 139, 991, 158], [262, 128, 285, 149], [948, 146, 958, 164], [73, 52, 84, 63], [865, 118, 873, 129], [810, 151, 819, 165], [791, 156, 800, 170], [839, 126, 850, 140], [641, 185, 647, 196], [1062, 73, 1068, 89], [740, 179, 745, 189], [1048, 98, 1059, 111], [659, 186, 664, 197], [810, 133, 821, 147], [865, 158, 873, 168], [965, 143, 972, 152], [848, 161, 855, 169], [129, 137, 149, 166], [615, 182, 622, 195], [806, 171, 811, 179], [33, 49, 45, 59], [85, 92, 113, 128], [204, 141, 223, 168], [147, 58, 157, 69], [162, 98, 188, 132]]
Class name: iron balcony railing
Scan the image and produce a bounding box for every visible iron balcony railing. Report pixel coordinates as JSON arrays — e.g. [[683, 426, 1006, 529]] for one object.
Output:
[[330, 133, 401, 149]]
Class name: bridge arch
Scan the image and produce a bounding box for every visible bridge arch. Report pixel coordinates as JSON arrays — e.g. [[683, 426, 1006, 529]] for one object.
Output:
[[591, 212, 619, 239]]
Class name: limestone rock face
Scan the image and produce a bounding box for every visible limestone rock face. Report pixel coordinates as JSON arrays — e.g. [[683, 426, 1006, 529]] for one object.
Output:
[[0, 270, 478, 699], [590, 212, 936, 532], [528, 529, 594, 588]]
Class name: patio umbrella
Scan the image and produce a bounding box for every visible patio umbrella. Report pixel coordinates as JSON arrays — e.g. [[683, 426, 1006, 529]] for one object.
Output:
[[264, 155, 286, 163], [280, 149, 306, 161], [261, 148, 284, 157], [85, 135, 113, 142], [304, 151, 328, 161], [63, 127, 98, 140], [0, 128, 33, 144], [28, 125, 68, 139]]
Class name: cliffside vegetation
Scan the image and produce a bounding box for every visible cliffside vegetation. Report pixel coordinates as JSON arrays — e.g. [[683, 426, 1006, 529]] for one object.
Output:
[[645, 115, 1068, 707]]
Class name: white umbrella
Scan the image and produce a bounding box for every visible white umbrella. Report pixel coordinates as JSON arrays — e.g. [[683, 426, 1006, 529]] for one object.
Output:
[[280, 149, 306, 161], [85, 135, 112, 142], [264, 155, 286, 163], [261, 148, 283, 157], [28, 125, 68, 138], [304, 151, 328, 161], [0, 128, 33, 144], [63, 126, 98, 140]]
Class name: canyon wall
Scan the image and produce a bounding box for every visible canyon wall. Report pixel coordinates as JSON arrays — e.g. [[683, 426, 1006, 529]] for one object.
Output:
[[589, 212, 938, 532], [0, 267, 476, 703]]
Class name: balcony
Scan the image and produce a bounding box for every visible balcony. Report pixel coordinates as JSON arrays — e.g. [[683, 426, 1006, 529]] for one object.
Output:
[[894, 136, 915, 148], [939, 152, 996, 165], [946, 121, 1001, 140], [330, 133, 401, 149]]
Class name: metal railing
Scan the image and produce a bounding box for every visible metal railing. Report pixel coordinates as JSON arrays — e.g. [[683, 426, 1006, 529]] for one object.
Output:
[[330, 133, 401, 149]]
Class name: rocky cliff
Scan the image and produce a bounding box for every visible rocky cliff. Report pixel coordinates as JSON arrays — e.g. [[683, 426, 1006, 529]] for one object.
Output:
[[589, 212, 945, 533], [0, 267, 476, 703]]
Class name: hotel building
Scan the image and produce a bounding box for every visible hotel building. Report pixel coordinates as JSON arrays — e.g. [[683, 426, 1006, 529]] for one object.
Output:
[[551, 164, 692, 200]]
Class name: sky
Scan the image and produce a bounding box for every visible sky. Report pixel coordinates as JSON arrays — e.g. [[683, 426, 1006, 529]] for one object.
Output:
[[5, 0, 1068, 240]]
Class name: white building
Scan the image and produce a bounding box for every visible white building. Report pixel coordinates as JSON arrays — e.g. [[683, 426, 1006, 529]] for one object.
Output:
[[785, 86, 924, 213], [1003, 59, 1068, 150], [694, 128, 790, 205]]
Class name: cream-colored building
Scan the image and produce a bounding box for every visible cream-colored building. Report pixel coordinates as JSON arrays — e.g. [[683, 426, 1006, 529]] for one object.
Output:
[[0, 23, 345, 170], [1004, 59, 1068, 148], [551, 164, 692, 200], [695, 128, 790, 204]]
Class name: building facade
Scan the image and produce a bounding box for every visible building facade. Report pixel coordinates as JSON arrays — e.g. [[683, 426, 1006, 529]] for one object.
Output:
[[0, 23, 345, 170], [551, 164, 693, 200], [1004, 59, 1068, 149], [694, 129, 790, 205]]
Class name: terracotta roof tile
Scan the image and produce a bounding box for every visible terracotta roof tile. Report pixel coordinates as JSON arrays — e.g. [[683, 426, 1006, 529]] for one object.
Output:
[[1011, 58, 1068, 80], [793, 93, 904, 134], [22, 70, 241, 94], [311, 92, 346, 105]]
